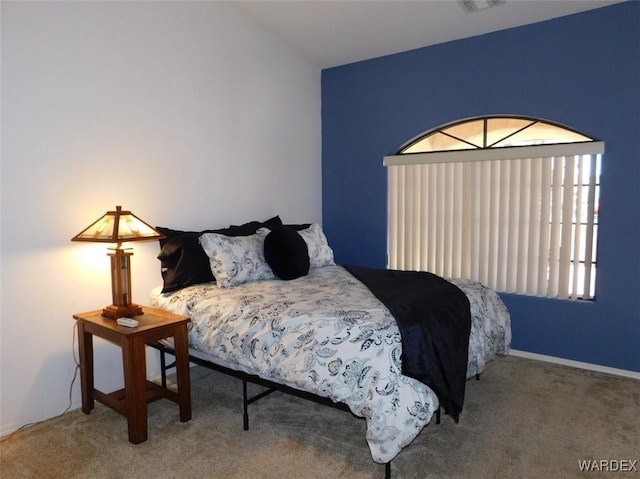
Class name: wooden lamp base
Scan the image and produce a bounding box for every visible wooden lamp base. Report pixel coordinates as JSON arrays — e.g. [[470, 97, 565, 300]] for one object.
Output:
[[101, 246, 142, 319], [102, 303, 144, 319]]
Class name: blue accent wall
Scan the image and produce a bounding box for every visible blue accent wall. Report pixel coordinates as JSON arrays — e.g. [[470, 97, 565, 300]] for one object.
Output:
[[321, 2, 640, 372]]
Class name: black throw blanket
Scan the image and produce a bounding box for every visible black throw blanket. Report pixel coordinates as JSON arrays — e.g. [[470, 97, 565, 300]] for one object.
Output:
[[344, 265, 471, 422]]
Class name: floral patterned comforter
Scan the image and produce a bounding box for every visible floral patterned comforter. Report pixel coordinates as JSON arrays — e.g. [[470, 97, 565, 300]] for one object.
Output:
[[150, 265, 510, 463]]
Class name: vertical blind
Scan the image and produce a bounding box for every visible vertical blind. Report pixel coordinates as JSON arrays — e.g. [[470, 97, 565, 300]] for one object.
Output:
[[384, 142, 604, 299]]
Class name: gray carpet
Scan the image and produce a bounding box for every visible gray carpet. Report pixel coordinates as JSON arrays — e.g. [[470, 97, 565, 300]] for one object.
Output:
[[1, 356, 639, 479]]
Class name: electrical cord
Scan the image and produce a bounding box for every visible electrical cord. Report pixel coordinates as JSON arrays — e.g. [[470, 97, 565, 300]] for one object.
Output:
[[1, 322, 80, 443]]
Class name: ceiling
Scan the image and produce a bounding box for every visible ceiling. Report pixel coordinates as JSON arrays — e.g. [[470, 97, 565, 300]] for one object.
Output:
[[233, 0, 624, 69]]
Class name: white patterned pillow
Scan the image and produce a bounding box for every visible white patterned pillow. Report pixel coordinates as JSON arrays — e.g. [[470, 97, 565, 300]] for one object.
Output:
[[298, 223, 335, 268], [199, 232, 274, 288]]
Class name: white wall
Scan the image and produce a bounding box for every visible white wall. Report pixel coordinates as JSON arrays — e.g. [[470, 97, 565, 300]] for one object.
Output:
[[0, 1, 322, 435]]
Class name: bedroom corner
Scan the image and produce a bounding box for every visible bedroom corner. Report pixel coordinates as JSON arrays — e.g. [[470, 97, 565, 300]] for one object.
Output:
[[0, 0, 321, 437]]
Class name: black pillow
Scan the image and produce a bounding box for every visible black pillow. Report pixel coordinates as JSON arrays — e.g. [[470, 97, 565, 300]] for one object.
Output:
[[156, 215, 283, 293], [157, 232, 215, 293], [156, 215, 283, 247], [286, 223, 312, 231], [263, 226, 310, 280], [227, 216, 283, 235]]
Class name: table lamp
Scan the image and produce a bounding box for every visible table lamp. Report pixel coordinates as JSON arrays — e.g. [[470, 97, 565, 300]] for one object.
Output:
[[72, 205, 165, 318]]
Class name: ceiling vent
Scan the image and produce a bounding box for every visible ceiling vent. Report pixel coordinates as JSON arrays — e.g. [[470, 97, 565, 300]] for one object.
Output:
[[459, 0, 502, 13]]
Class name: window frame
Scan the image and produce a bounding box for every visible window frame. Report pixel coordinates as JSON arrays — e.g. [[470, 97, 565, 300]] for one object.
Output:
[[384, 115, 604, 300], [399, 115, 594, 153]]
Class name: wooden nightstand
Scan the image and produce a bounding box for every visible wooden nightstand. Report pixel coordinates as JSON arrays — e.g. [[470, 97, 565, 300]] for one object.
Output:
[[74, 306, 191, 444]]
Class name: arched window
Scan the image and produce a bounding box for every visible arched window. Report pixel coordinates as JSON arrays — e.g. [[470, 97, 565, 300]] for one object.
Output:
[[384, 115, 604, 300]]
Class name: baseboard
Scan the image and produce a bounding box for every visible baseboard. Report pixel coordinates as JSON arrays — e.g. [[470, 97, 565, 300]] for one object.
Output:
[[1, 420, 21, 439], [509, 349, 640, 380]]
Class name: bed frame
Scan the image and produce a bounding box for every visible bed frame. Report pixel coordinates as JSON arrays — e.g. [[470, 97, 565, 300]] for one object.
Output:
[[148, 341, 475, 479]]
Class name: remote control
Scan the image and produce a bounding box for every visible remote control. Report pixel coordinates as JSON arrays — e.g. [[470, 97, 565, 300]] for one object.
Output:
[[116, 317, 139, 328]]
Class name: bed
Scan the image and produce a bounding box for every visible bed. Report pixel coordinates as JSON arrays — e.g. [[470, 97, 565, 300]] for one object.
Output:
[[149, 216, 511, 475]]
